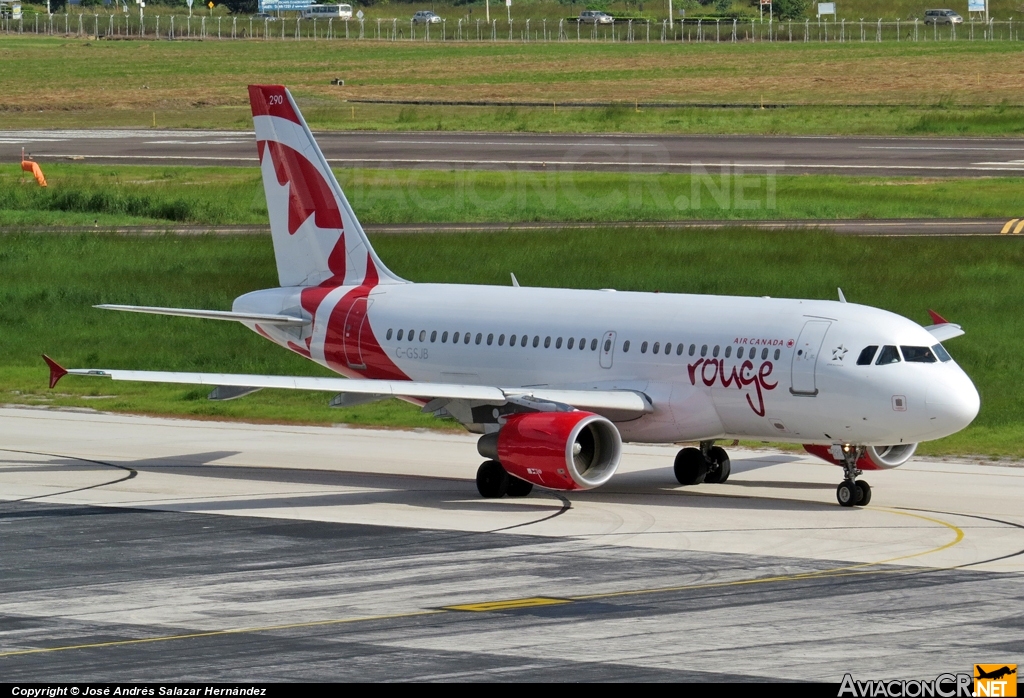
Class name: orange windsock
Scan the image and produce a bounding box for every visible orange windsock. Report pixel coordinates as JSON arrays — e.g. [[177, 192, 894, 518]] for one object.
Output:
[[21, 159, 47, 187]]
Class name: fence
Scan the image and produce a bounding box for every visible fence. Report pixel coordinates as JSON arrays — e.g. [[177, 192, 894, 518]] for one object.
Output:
[[2, 12, 1021, 43]]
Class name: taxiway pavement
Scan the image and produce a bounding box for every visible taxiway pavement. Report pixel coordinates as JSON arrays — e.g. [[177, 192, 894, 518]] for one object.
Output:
[[1, 407, 1021, 681], [5, 130, 1024, 176]]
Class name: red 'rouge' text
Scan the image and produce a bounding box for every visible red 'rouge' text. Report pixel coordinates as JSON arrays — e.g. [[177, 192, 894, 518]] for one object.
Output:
[[688, 359, 778, 416]]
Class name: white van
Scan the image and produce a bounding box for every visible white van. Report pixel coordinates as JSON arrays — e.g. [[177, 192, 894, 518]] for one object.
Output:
[[301, 4, 354, 20], [924, 9, 963, 24]]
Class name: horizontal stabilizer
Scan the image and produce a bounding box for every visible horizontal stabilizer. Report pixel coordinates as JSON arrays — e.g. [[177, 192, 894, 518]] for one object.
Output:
[[924, 323, 965, 341], [95, 304, 309, 327]]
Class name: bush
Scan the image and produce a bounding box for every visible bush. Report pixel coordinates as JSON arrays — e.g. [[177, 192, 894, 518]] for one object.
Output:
[[771, 0, 810, 20]]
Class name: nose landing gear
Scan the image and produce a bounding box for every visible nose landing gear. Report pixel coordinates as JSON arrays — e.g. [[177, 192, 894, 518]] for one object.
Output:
[[835, 445, 871, 507]]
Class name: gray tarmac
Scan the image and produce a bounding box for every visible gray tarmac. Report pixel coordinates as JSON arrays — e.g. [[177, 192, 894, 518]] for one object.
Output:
[[5, 130, 1024, 176], [1, 408, 1022, 681], [4, 218, 1024, 237]]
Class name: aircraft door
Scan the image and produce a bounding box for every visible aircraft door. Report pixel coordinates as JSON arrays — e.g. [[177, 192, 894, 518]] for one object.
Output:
[[790, 320, 831, 396], [600, 331, 616, 369], [343, 298, 371, 370]]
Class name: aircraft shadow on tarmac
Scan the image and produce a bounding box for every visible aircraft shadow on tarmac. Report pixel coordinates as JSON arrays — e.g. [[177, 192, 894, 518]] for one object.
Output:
[[1, 450, 843, 516]]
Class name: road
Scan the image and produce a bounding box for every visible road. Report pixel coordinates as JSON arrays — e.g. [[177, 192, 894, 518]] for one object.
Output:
[[1, 407, 1021, 681], [4, 219, 1024, 236], [5, 130, 1024, 176]]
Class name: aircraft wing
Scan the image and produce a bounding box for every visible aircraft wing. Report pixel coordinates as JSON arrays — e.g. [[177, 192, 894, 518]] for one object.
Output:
[[95, 304, 309, 327], [924, 323, 965, 341], [42, 357, 652, 420]]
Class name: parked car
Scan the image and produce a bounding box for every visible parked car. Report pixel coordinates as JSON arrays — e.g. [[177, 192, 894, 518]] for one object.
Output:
[[255, 12, 278, 21], [923, 9, 963, 24], [412, 11, 442, 24], [579, 10, 614, 24]]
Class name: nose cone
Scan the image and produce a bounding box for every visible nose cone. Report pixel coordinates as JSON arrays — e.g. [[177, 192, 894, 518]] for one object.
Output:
[[926, 367, 981, 436]]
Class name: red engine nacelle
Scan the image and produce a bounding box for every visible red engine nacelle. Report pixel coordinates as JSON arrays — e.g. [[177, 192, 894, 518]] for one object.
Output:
[[493, 411, 622, 491], [803, 443, 918, 471]]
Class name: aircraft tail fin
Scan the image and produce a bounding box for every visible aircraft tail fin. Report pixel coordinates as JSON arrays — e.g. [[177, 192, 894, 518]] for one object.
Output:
[[248, 85, 404, 288]]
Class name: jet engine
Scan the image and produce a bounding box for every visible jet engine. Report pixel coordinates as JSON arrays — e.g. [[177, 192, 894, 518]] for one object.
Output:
[[803, 443, 918, 470], [478, 411, 622, 490]]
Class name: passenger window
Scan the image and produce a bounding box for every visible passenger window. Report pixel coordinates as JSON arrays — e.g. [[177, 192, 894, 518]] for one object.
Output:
[[568, 337, 575, 350], [544, 336, 551, 348], [737, 346, 744, 359], [664, 343, 671, 355], [857, 346, 878, 365], [932, 343, 952, 362], [408, 329, 414, 339], [420, 330, 426, 342], [901, 346, 936, 363], [876, 345, 901, 365], [689, 344, 696, 356], [761, 348, 768, 360], [604, 338, 611, 352], [713, 345, 720, 358], [522, 335, 529, 347], [397, 329, 404, 341], [556, 337, 562, 349], [386, 329, 393, 341], [725, 346, 732, 358], [621, 340, 628, 352], [774, 349, 780, 360], [676, 344, 684, 356], [430, 330, 437, 343], [498, 334, 505, 346], [579, 338, 586, 350], [487, 333, 493, 346], [465, 333, 471, 344], [591, 338, 598, 351], [652, 342, 660, 354], [533, 336, 540, 348], [441, 331, 448, 343], [641, 341, 648, 354], [475, 333, 482, 345], [510, 334, 517, 346]]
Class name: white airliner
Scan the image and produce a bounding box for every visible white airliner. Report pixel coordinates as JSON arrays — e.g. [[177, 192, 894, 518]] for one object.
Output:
[[44, 85, 980, 507]]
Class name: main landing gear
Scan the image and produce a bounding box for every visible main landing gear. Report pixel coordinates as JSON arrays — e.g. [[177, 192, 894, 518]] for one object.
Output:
[[476, 460, 534, 499], [674, 441, 731, 486], [835, 445, 871, 508]]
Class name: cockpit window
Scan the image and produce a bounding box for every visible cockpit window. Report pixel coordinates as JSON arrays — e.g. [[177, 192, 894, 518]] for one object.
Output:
[[876, 345, 901, 365], [932, 343, 952, 362], [856, 346, 878, 365], [901, 346, 937, 363]]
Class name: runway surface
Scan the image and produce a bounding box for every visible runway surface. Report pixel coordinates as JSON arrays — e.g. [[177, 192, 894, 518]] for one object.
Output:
[[5, 218, 1024, 237], [5, 130, 1024, 176], [1, 407, 1022, 681]]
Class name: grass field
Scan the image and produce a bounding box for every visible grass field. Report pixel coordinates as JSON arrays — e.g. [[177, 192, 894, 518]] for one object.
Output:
[[2, 36, 1023, 135], [1, 231, 1021, 458], [3, 164, 1022, 227]]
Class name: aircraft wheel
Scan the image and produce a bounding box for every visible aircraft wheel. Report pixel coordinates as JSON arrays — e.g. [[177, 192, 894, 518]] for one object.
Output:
[[703, 446, 731, 484], [836, 479, 858, 507], [506, 476, 534, 498], [674, 447, 708, 486], [477, 460, 509, 498], [856, 480, 872, 507]]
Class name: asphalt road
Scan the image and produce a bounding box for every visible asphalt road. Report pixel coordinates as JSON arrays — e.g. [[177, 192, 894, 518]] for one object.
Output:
[[4, 219, 1024, 236], [5, 130, 1024, 176], [1, 408, 1022, 681]]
